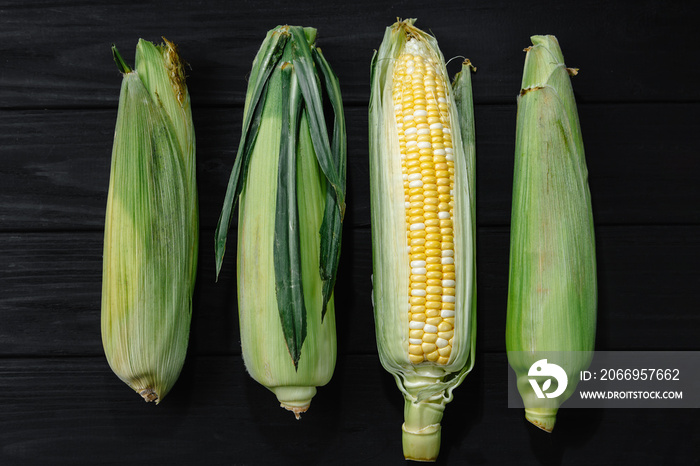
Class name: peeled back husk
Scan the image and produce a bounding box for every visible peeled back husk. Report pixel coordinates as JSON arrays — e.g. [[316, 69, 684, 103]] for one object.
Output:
[[369, 19, 477, 461]]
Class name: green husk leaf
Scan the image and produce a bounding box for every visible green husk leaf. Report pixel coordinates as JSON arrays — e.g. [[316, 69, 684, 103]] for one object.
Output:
[[215, 30, 289, 278], [102, 38, 197, 404], [220, 25, 345, 382], [508, 83, 596, 350], [289, 26, 345, 218], [112, 45, 131, 74], [451, 59, 478, 382], [312, 47, 346, 317], [273, 61, 307, 368], [452, 60, 477, 220], [506, 35, 596, 431]]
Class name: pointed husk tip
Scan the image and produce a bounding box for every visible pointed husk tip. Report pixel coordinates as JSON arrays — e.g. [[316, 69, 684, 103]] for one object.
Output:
[[270, 386, 316, 419], [525, 407, 557, 433]]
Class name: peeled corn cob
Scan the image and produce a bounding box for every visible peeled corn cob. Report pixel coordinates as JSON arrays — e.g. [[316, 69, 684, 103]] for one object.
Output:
[[215, 25, 345, 418], [506, 35, 596, 432], [102, 38, 198, 403], [369, 19, 476, 461]]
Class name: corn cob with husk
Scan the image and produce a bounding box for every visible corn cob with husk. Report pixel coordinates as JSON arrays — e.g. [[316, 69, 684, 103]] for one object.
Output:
[[215, 25, 345, 418], [506, 35, 596, 432], [102, 38, 198, 403], [369, 19, 476, 461]]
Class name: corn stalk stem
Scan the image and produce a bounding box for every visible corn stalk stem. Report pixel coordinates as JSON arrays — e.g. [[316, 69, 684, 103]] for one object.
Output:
[[402, 397, 445, 461]]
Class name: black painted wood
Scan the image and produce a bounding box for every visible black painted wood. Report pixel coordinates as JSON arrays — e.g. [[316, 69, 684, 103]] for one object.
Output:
[[1, 1, 698, 464], [0, 354, 696, 465], [1, 103, 698, 231], [1, 1, 698, 109], [1, 226, 697, 358]]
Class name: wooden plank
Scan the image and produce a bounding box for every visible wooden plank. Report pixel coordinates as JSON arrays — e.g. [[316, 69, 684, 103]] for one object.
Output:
[[0, 230, 239, 357], [476, 225, 700, 352], [1, 225, 697, 357], [0, 2, 696, 463], [0, 106, 370, 231], [0, 1, 697, 108], [475, 103, 700, 227], [0, 354, 695, 465], [1, 103, 698, 231]]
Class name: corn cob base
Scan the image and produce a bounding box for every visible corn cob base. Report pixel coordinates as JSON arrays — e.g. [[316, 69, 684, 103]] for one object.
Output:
[[402, 396, 444, 461], [396, 371, 455, 461]]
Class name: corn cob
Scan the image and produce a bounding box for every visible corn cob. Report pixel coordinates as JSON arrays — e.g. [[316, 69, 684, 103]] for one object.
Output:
[[369, 19, 476, 461], [506, 35, 596, 432], [102, 38, 198, 403], [215, 26, 345, 418]]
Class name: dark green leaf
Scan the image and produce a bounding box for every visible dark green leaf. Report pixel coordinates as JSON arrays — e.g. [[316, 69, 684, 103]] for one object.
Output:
[[214, 30, 288, 278], [313, 47, 346, 318], [319, 197, 342, 318], [289, 27, 345, 218], [313, 48, 346, 187], [273, 62, 307, 369], [112, 45, 132, 74]]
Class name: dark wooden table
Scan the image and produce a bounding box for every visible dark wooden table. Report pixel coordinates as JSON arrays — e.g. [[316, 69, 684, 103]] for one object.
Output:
[[1, 1, 698, 464]]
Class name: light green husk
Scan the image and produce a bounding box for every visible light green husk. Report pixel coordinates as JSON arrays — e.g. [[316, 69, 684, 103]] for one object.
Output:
[[102, 38, 198, 404], [369, 19, 477, 461], [214, 26, 346, 418], [506, 35, 597, 432]]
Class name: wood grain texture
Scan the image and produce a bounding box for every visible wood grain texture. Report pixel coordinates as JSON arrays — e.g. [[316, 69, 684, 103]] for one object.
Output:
[[1, 226, 697, 357], [1, 103, 698, 231], [1, 1, 698, 463], [0, 354, 696, 465], [0, 1, 698, 108]]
